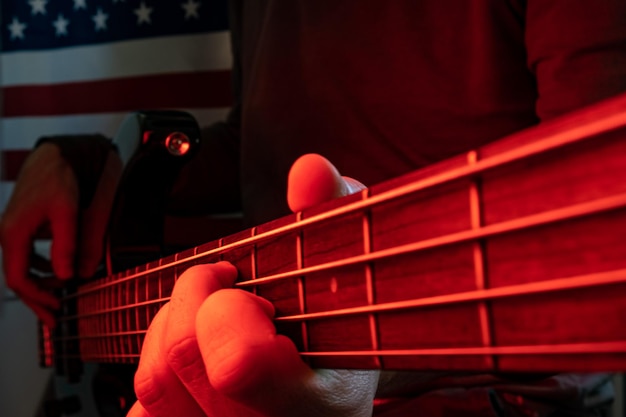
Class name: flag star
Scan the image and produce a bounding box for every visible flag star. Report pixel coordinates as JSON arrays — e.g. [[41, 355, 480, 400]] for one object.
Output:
[[74, 0, 87, 10], [29, 0, 48, 15], [134, 2, 153, 25], [92, 8, 109, 31], [53, 14, 69, 37], [8, 17, 27, 40], [181, 0, 200, 20]]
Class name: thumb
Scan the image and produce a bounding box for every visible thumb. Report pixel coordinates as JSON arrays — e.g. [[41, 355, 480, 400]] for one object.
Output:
[[287, 154, 366, 213]]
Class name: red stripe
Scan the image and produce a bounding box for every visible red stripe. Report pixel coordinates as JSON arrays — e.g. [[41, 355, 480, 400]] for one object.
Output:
[[1, 150, 31, 181], [2, 70, 232, 117]]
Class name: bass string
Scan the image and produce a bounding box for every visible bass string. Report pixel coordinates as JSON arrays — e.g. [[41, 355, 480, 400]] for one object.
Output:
[[49, 341, 626, 361], [51, 266, 626, 340], [56, 193, 626, 323], [60, 108, 622, 302]]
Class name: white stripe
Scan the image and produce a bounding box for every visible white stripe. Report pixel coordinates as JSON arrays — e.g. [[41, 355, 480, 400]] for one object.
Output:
[[0, 107, 230, 149], [1, 32, 232, 87]]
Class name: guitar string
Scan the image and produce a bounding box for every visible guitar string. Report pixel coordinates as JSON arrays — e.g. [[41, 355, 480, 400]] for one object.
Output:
[[51, 267, 626, 342], [55, 192, 626, 323], [52, 199, 626, 368], [52, 341, 626, 362], [52, 191, 626, 359], [55, 258, 626, 359], [49, 110, 626, 361], [60, 108, 626, 301], [236, 191, 626, 287], [297, 341, 626, 357]]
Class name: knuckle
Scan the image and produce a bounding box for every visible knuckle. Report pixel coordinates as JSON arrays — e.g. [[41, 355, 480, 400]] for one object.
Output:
[[203, 339, 254, 396], [174, 263, 236, 296], [165, 336, 204, 381], [172, 264, 214, 292], [204, 288, 239, 307], [51, 196, 78, 216], [171, 265, 200, 291], [134, 366, 166, 410], [179, 264, 212, 279]]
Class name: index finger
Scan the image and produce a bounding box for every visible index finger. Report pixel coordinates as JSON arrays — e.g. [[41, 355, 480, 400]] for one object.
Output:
[[163, 262, 242, 415], [166, 261, 238, 335]]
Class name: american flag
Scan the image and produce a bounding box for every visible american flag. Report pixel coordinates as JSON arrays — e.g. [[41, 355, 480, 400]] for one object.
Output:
[[0, 0, 232, 208]]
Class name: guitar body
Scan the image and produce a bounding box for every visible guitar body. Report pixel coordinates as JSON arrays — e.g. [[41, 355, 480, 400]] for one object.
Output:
[[38, 94, 626, 414]]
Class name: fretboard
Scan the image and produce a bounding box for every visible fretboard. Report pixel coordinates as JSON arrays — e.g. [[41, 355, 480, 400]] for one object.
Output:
[[44, 92, 626, 374]]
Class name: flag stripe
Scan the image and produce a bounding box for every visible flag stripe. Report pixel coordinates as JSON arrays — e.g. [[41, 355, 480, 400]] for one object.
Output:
[[3, 70, 232, 117], [0, 1, 233, 210], [1, 32, 231, 87]]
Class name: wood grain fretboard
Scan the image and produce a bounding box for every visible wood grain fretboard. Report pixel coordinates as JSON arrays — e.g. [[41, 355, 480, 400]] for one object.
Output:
[[44, 93, 626, 374]]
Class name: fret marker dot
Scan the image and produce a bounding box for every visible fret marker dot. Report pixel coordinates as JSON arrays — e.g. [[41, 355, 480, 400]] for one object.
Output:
[[330, 277, 338, 293]]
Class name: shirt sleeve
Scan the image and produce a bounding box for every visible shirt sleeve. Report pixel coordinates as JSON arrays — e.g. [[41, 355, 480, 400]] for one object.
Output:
[[523, 0, 626, 120]]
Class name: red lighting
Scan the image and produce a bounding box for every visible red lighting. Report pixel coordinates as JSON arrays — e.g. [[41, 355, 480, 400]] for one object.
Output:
[[142, 130, 153, 144]]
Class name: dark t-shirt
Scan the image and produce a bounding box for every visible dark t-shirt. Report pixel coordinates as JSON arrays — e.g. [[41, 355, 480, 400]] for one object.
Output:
[[215, 3, 624, 415], [229, 0, 626, 224]]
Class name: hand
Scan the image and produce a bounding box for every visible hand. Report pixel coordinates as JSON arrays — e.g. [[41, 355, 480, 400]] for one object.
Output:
[[128, 154, 378, 417], [0, 143, 122, 327]]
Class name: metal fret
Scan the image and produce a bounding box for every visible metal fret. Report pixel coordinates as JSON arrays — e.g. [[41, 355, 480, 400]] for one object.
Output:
[[251, 227, 258, 294], [117, 276, 124, 360], [106, 280, 114, 361], [134, 266, 141, 356], [97, 279, 103, 360], [467, 150, 495, 369], [296, 212, 309, 353], [361, 188, 382, 368]]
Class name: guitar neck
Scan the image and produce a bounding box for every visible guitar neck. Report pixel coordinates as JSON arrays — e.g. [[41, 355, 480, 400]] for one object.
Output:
[[46, 93, 626, 374]]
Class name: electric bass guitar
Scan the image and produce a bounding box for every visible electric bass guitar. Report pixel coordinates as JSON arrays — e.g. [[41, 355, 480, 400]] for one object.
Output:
[[39, 92, 626, 385]]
